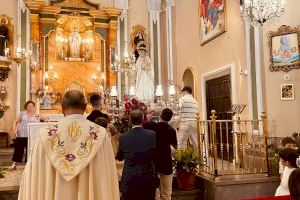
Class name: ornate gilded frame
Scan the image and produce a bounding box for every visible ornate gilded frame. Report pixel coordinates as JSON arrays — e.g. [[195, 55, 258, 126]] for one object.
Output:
[[268, 25, 300, 72]]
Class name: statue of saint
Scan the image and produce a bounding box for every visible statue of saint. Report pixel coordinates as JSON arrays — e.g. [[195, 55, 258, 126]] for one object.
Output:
[[43, 93, 51, 108], [135, 41, 154, 101], [0, 17, 9, 56], [69, 26, 81, 58]]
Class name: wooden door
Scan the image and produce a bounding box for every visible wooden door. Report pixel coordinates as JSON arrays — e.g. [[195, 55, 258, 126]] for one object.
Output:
[[206, 74, 233, 161]]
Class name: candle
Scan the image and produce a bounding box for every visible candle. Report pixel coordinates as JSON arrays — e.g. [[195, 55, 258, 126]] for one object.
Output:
[[36, 98, 40, 115], [155, 85, 163, 97], [129, 86, 135, 96], [54, 73, 58, 80], [92, 74, 97, 81], [168, 85, 176, 95], [110, 86, 118, 97], [44, 71, 49, 80]]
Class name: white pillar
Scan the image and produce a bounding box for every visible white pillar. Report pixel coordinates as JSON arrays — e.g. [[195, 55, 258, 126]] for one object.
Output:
[[26, 8, 31, 101], [165, 0, 176, 82], [147, 0, 162, 84], [117, 17, 122, 99], [115, 0, 129, 95], [16, 0, 22, 114], [254, 26, 265, 120], [245, 23, 254, 120]]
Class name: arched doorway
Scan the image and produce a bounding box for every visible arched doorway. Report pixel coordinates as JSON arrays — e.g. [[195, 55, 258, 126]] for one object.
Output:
[[182, 68, 194, 95]]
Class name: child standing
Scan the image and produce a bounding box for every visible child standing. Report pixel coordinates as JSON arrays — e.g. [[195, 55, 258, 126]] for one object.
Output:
[[275, 148, 299, 196], [279, 137, 297, 178]]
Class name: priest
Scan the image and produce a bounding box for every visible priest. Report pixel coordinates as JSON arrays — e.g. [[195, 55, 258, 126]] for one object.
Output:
[[18, 90, 120, 200]]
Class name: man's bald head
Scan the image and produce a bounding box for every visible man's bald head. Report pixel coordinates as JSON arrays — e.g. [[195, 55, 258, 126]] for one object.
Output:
[[130, 109, 144, 126], [62, 90, 87, 112]]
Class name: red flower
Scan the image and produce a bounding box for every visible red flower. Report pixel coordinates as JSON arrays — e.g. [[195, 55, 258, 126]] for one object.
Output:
[[125, 109, 130, 115], [132, 98, 139, 106], [139, 102, 145, 107], [125, 102, 132, 110], [121, 118, 127, 124]]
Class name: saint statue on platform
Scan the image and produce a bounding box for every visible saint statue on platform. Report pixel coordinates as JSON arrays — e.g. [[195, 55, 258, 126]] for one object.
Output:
[[69, 26, 81, 58], [135, 41, 154, 101], [0, 17, 9, 56]]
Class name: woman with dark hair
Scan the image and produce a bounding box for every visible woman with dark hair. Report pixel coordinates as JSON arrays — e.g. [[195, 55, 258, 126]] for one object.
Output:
[[275, 148, 299, 196], [10, 100, 48, 170], [289, 168, 300, 200]]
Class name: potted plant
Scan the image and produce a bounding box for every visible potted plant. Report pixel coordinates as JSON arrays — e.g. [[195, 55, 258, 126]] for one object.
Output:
[[173, 145, 200, 190]]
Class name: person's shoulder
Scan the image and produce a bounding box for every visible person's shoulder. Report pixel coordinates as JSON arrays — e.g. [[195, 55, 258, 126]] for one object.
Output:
[[144, 128, 156, 136]]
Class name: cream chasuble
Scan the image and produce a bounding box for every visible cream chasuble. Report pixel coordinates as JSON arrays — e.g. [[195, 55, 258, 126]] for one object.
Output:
[[18, 115, 120, 200]]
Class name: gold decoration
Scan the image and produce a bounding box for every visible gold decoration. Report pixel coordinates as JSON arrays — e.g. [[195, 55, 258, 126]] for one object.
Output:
[[67, 121, 82, 142], [53, 0, 97, 10]]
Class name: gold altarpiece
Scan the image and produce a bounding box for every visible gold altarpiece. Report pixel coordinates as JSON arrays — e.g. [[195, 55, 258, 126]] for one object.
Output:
[[25, 0, 120, 113]]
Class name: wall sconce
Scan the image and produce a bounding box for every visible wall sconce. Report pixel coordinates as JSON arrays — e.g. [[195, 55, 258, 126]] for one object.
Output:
[[240, 69, 248, 76]]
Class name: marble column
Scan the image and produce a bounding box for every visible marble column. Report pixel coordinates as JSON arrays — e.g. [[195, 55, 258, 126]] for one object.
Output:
[[115, 0, 129, 97], [165, 0, 176, 82], [147, 0, 162, 85]]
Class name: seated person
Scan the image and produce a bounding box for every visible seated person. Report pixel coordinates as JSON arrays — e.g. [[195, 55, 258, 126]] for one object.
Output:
[[288, 168, 300, 200], [276, 149, 299, 196]]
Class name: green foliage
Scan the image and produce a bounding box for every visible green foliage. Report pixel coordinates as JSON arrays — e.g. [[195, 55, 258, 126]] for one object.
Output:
[[173, 145, 200, 173], [0, 167, 6, 178]]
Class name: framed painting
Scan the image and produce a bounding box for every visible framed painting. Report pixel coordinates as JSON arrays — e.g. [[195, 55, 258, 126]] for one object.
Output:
[[199, 0, 226, 45], [281, 84, 295, 100], [269, 25, 300, 72]]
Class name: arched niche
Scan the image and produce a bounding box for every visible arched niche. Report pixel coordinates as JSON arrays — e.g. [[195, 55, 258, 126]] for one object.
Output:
[[182, 68, 195, 95]]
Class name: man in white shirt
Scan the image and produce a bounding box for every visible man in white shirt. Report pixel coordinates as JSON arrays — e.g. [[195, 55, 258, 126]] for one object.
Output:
[[18, 90, 119, 200], [178, 86, 199, 153]]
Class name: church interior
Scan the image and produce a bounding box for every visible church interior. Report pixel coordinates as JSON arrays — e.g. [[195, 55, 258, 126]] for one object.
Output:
[[0, 0, 300, 199]]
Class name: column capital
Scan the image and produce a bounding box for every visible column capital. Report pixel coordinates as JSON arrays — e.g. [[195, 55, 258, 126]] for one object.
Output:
[[147, 0, 161, 11], [114, 0, 129, 20], [166, 0, 176, 7], [147, 0, 161, 23]]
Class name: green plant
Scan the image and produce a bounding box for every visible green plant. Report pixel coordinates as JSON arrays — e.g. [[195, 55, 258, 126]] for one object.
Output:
[[0, 167, 6, 178], [173, 145, 200, 173]]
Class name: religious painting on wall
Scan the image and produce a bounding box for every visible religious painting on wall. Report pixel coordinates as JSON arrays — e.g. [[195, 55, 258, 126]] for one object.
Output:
[[281, 84, 295, 100], [269, 25, 300, 72], [199, 0, 226, 45]]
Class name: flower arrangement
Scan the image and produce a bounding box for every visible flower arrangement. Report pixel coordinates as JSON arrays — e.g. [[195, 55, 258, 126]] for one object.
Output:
[[111, 95, 149, 133], [31, 87, 44, 98]]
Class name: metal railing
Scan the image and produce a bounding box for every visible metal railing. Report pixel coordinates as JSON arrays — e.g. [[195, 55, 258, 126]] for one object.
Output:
[[198, 110, 269, 177]]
